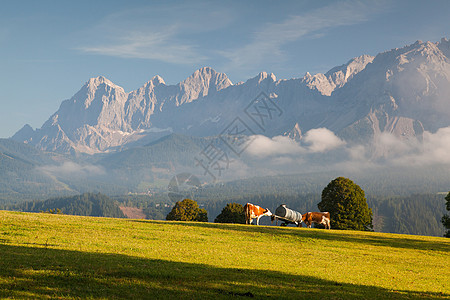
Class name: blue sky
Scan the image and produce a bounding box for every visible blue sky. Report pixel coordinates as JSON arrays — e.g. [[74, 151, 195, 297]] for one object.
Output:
[[1, 0, 449, 138]]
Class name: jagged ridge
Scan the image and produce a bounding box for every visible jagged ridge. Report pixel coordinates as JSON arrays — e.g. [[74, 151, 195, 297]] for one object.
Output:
[[12, 39, 450, 156]]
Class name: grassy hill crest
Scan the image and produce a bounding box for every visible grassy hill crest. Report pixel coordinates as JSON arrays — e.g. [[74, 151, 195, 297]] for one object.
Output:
[[0, 210, 449, 299]]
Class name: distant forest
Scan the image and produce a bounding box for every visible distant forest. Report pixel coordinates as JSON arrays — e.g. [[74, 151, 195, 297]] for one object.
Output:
[[11, 193, 125, 218]]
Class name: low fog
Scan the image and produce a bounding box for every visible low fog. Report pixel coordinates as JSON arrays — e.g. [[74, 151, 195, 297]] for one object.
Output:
[[33, 125, 450, 196]]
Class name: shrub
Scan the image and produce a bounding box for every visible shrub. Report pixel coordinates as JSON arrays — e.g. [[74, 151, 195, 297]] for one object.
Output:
[[166, 199, 208, 222], [318, 177, 373, 230], [214, 203, 245, 224]]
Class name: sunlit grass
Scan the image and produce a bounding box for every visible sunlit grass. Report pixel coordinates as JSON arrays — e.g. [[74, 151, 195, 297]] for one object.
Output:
[[0, 210, 449, 299]]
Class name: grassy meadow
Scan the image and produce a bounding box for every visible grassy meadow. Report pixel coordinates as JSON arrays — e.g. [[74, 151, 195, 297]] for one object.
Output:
[[0, 210, 449, 299]]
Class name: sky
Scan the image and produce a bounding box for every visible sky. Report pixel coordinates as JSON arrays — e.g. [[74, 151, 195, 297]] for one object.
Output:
[[1, 0, 449, 138]]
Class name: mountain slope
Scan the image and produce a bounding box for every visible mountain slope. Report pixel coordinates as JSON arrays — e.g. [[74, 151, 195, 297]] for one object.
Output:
[[0, 139, 75, 203], [96, 133, 223, 188], [0, 138, 131, 204]]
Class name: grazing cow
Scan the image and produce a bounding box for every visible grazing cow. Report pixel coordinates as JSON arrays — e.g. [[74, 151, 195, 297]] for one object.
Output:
[[244, 203, 272, 225], [302, 212, 331, 229]]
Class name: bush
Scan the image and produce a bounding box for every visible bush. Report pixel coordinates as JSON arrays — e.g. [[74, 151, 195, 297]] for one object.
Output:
[[166, 199, 208, 222], [318, 177, 373, 231], [214, 203, 245, 224]]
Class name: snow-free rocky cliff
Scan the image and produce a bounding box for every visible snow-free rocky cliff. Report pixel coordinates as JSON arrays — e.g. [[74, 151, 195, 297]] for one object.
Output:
[[13, 39, 450, 155]]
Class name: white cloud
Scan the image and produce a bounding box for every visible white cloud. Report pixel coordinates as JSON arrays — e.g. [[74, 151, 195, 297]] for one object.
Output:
[[395, 127, 450, 166], [336, 127, 450, 171], [303, 128, 346, 153], [246, 135, 305, 157], [77, 3, 233, 64], [246, 128, 345, 159], [79, 27, 206, 65], [222, 0, 385, 71]]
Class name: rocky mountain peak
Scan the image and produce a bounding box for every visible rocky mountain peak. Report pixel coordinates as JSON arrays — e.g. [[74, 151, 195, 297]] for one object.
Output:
[[11, 124, 34, 141], [257, 71, 277, 83], [85, 76, 124, 92], [301, 55, 374, 96], [175, 67, 232, 105], [151, 75, 165, 85], [374, 38, 448, 69], [437, 37, 450, 58], [326, 55, 375, 87], [245, 71, 277, 89], [141, 75, 166, 90], [402, 40, 447, 64], [284, 123, 302, 142], [184, 67, 232, 89], [302, 72, 334, 96]]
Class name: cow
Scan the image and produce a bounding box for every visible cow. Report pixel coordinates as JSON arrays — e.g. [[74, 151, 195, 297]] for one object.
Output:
[[244, 203, 272, 225], [302, 212, 331, 229]]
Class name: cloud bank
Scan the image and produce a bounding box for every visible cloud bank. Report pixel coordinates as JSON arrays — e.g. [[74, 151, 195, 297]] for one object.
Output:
[[246, 128, 345, 158], [243, 126, 450, 177]]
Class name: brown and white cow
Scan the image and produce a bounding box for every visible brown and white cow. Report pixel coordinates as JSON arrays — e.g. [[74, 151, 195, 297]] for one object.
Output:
[[302, 212, 331, 229], [244, 203, 272, 225]]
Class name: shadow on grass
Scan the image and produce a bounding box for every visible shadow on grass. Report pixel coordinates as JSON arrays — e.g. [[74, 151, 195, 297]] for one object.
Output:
[[0, 244, 445, 299], [142, 220, 450, 253]]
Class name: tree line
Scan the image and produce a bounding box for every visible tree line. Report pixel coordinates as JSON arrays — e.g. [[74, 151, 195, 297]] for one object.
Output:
[[5, 177, 449, 237]]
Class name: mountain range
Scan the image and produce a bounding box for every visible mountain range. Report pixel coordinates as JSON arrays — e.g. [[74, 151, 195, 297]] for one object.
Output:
[[12, 38, 450, 157], [2, 38, 450, 204]]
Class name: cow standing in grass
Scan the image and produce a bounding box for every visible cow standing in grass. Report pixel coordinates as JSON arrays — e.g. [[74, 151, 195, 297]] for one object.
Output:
[[244, 203, 272, 225], [302, 212, 331, 229]]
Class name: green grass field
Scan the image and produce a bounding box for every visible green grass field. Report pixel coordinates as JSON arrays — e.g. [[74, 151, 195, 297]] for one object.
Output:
[[0, 210, 449, 299]]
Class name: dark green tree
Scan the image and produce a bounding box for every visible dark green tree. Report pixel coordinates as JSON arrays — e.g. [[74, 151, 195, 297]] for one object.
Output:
[[166, 199, 208, 222], [318, 177, 373, 231], [442, 192, 450, 237], [214, 203, 245, 224]]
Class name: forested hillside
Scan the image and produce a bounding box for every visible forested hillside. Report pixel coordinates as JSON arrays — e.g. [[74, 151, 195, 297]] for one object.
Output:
[[12, 193, 124, 218], [368, 194, 447, 237]]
